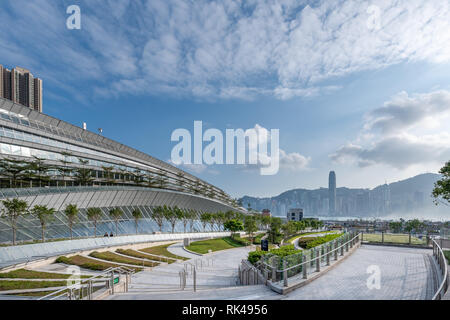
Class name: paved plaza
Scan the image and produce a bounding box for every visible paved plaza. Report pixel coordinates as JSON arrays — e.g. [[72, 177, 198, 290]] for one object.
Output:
[[284, 245, 437, 300], [107, 243, 438, 300]]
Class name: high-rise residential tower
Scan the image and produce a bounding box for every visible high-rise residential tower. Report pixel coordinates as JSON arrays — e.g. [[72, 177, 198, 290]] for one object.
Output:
[[0, 65, 42, 112], [328, 171, 336, 215]]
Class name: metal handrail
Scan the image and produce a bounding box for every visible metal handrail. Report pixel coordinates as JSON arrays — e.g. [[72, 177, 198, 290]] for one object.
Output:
[[432, 239, 449, 300], [37, 266, 134, 300], [261, 233, 361, 272]]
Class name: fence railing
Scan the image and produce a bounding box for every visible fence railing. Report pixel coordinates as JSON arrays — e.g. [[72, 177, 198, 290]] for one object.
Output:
[[257, 232, 361, 287], [362, 232, 429, 246], [37, 266, 135, 300], [431, 239, 449, 300]]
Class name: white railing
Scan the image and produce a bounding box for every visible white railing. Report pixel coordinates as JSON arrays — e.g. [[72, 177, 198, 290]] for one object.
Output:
[[37, 266, 135, 300], [432, 239, 449, 300]]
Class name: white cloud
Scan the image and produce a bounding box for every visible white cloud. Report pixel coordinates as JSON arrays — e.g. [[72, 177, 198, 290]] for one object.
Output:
[[1, 0, 449, 101], [331, 90, 450, 169]]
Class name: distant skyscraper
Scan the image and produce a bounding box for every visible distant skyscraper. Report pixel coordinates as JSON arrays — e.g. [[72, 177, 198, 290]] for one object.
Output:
[[328, 171, 336, 215], [0, 65, 42, 112]]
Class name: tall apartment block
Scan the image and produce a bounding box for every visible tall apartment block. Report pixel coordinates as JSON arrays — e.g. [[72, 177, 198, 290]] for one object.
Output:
[[0, 65, 42, 112]]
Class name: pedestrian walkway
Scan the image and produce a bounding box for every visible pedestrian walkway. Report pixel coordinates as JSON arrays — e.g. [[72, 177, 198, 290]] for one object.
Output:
[[284, 245, 437, 300], [166, 242, 199, 259], [107, 244, 439, 300]]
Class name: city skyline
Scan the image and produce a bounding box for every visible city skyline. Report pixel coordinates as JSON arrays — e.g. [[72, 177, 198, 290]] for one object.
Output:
[[0, 1, 449, 198]]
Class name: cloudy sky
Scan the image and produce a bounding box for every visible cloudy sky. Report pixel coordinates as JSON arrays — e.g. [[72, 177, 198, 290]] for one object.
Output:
[[1, 0, 449, 198]]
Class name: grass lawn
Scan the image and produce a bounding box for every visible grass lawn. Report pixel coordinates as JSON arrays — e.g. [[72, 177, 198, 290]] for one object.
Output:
[[363, 233, 426, 245], [0, 280, 67, 291], [89, 251, 158, 267], [286, 231, 339, 244], [139, 243, 188, 261], [55, 255, 142, 272], [116, 249, 175, 264], [186, 237, 246, 254], [0, 269, 90, 280]]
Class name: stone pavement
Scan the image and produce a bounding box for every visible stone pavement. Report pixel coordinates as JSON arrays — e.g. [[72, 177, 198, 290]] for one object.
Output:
[[107, 245, 265, 300], [284, 245, 437, 300], [166, 241, 200, 259], [107, 244, 438, 300]]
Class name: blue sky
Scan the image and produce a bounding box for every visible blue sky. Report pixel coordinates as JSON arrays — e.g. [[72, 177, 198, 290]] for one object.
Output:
[[1, 0, 450, 198]]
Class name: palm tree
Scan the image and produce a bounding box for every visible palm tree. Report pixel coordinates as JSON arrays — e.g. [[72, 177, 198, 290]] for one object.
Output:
[[200, 212, 212, 232], [64, 204, 79, 240], [132, 208, 143, 234], [170, 206, 184, 233], [188, 209, 197, 232], [151, 206, 165, 232], [1, 198, 29, 245], [30, 205, 55, 242], [86, 207, 102, 237], [181, 209, 192, 233], [109, 208, 123, 236], [162, 206, 175, 233]]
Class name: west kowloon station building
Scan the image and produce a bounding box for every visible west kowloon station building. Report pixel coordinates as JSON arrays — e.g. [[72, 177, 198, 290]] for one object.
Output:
[[0, 96, 239, 243]]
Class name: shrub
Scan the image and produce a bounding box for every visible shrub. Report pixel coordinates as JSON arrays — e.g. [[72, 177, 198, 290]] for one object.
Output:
[[297, 237, 316, 248], [303, 233, 342, 249], [248, 251, 269, 265], [268, 245, 302, 258]]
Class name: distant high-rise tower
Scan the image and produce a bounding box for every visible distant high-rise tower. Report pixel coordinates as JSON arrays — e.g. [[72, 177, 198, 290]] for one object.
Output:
[[0, 65, 42, 112], [328, 171, 336, 215]]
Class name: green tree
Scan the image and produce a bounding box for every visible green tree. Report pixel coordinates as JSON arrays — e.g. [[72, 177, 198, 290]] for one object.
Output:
[[187, 209, 197, 232], [30, 156, 51, 187], [164, 206, 183, 233], [1, 198, 29, 245], [268, 217, 283, 244], [86, 207, 102, 237], [0, 158, 29, 188], [244, 215, 258, 242], [74, 158, 93, 186], [200, 212, 212, 231], [30, 205, 55, 242], [132, 208, 143, 234], [101, 165, 115, 185], [389, 221, 403, 233], [64, 204, 79, 240], [224, 210, 236, 222], [404, 219, 424, 233], [261, 215, 271, 230], [281, 221, 297, 238], [109, 208, 123, 235], [215, 211, 226, 231], [224, 219, 244, 238], [58, 151, 74, 187], [433, 160, 450, 206], [151, 206, 165, 232]]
